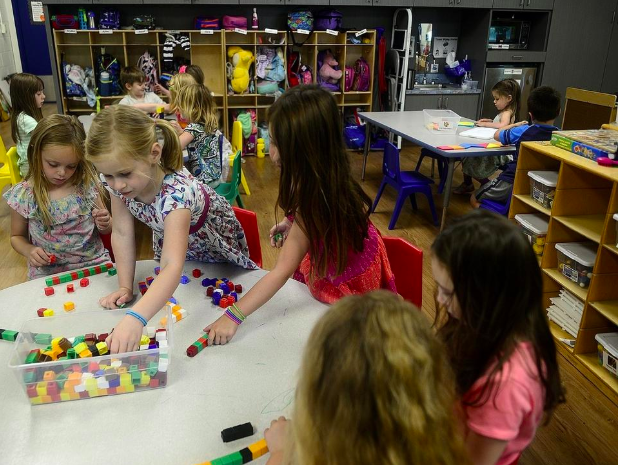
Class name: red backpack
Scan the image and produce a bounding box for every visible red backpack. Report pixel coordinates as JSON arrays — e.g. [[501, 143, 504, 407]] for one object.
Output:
[[352, 57, 370, 92]]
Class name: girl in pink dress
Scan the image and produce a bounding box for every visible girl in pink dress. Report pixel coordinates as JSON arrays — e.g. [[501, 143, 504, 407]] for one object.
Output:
[[205, 85, 397, 345]]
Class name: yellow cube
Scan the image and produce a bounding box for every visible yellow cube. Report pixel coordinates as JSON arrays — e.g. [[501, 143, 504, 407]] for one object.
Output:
[[40, 395, 52, 404], [85, 378, 98, 391], [63, 301, 75, 312], [30, 396, 42, 405], [140, 372, 150, 386], [43, 309, 54, 317], [96, 342, 109, 355], [36, 381, 47, 396], [124, 384, 135, 393], [120, 373, 132, 387], [74, 342, 88, 354], [78, 349, 92, 358], [116, 386, 126, 394], [140, 335, 150, 345], [60, 393, 71, 402]]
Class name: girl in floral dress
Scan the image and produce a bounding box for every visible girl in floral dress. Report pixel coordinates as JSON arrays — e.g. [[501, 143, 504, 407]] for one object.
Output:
[[4, 114, 112, 279], [85, 105, 254, 354]]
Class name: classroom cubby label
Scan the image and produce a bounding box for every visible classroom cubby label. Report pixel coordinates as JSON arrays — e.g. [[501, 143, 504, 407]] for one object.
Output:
[[200, 30, 214, 35], [355, 29, 367, 37], [326, 29, 339, 36], [135, 29, 148, 35], [234, 28, 247, 35], [265, 28, 278, 35], [297, 29, 310, 35], [64, 29, 77, 34], [99, 30, 113, 35]]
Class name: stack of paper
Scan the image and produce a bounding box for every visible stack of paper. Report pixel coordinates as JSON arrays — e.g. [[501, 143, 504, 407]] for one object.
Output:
[[546, 289, 584, 338], [459, 127, 498, 140]]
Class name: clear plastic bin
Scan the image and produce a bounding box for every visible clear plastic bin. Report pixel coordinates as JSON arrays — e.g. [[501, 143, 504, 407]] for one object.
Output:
[[528, 170, 559, 209], [9, 307, 171, 405], [515, 213, 549, 256], [461, 80, 478, 91], [614, 213, 618, 248], [423, 109, 461, 134], [555, 242, 597, 289], [595, 332, 618, 378]]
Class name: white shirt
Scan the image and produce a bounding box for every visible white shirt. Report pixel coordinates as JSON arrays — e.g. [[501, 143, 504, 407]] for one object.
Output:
[[119, 92, 164, 106]]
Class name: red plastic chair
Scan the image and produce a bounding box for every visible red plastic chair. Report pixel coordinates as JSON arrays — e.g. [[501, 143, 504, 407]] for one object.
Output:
[[233, 206, 263, 269], [382, 236, 423, 308], [100, 232, 115, 263]]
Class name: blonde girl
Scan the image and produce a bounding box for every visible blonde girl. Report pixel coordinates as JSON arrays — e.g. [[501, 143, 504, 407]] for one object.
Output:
[[10, 73, 46, 177], [4, 114, 111, 279], [174, 84, 232, 188], [132, 72, 196, 126], [86, 105, 254, 354], [454, 78, 521, 194], [264, 291, 469, 465]]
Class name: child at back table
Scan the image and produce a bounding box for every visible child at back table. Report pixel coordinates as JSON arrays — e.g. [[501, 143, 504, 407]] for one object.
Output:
[[4, 115, 112, 279], [205, 85, 396, 345], [263, 291, 469, 465], [86, 105, 255, 354], [10, 73, 46, 177], [119, 66, 165, 108], [174, 84, 231, 188], [454, 79, 521, 195], [472, 86, 560, 209], [431, 210, 565, 465]]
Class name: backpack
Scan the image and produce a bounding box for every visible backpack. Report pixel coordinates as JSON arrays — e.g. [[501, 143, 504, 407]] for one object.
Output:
[[352, 57, 370, 91], [194, 17, 219, 29], [222, 15, 247, 30], [316, 49, 340, 92], [287, 51, 312, 88], [51, 15, 78, 30], [137, 51, 158, 92], [287, 10, 313, 46], [133, 15, 155, 30], [99, 10, 120, 30], [314, 9, 343, 31], [344, 65, 355, 92], [96, 53, 121, 96]]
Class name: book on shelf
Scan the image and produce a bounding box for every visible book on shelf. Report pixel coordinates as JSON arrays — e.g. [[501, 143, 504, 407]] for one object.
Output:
[[550, 129, 618, 161]]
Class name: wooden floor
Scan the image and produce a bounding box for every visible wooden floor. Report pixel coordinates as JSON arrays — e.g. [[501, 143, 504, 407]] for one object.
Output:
[[1, 105, 616, 464]]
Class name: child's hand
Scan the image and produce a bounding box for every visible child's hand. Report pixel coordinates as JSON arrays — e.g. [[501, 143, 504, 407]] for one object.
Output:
[[269, 219, 292, 248], [100, 287, 133, 309], [264, 417, 289, 457], [203, 314, 239, 345], [477, 118, 492, 123], [476, 120, 491, 127], [29, 247, 50, 267], [169, 120, 183, 135], [93, 208, 111, 231], [106, 314, 144, 354], [154, 83, 168, 94]]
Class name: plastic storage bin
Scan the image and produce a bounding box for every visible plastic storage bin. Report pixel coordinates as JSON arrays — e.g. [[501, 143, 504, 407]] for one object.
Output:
[[9, 307, 171, 405], [614, 213, 618, 247], [515, 213, 550, 256], [595, 332, 618, 378], [555, 242, 597, 288], [528, 170, 559, 209], [423, 109, 461, 134]]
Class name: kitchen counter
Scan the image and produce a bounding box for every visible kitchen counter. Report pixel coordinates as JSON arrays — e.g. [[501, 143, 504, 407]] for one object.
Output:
[[406, 88, 482, 95]]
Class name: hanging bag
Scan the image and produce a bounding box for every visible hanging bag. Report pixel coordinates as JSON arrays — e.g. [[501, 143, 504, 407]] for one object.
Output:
[[287, 10, 313, 46], [314, 9, 343, 31]]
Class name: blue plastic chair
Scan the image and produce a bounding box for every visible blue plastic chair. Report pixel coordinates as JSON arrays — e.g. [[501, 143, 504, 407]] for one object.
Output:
[[414, 148, 459, 194], [479, 193, 512, 216], [371, 142, 438, 229]]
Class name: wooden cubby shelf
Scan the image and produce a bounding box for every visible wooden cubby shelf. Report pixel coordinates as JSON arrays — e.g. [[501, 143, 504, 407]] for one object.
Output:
[[53, 29, 376, 144], [510, 142, 618, 405]]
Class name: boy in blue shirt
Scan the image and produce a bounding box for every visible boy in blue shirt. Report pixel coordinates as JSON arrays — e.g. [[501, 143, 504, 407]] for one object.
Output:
[[471, 86, 561, 208]]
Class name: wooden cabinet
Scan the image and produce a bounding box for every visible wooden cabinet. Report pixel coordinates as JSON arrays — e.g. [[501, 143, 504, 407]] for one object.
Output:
[[509, 141, 618, 406], [493, 0, 553, 8], [452, 0, 493, 8], [404, 93, 480, 119], [486, 50, 546, 62]]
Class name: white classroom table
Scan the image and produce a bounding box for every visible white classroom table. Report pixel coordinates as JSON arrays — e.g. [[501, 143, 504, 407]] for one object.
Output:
[[358, 111, 516, 230], [0, 260, 328, 465]]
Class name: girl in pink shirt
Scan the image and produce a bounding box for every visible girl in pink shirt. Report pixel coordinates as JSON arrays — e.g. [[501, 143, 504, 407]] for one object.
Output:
[[431, 210, 565, 465]]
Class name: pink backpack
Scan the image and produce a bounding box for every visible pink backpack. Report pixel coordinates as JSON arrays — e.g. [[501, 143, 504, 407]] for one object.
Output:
[[352, 57, 370, 92], [344, 66, 355, 92]]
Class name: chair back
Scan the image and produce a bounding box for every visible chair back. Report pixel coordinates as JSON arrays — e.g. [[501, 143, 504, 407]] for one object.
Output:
[[214, 150, 242, 205], [231, 120, 243, 154], [383, 142, 401, 183], [562, 88, 617, 130], [7, 147, 22, 185], [232, 206, 263, 268], [382, 236, 423, 308], [479, 194, 512, 216], [0, 135, 8, 166]]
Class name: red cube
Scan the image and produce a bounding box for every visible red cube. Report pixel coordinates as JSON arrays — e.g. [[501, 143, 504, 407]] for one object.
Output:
[[83, 269, 91, 277], [80, 278, 89, 287], [108, 387, 117, 395], [52, 276, 60, 285], [27, 384, 38, 398], [206, 286, 214, 297], [49, 254, 57, 264], [97, 333, 108, 343], [44, 287, 54, 296], [70, 271, 78, 280], [88, 362, 99, 372], [37, 308, 46, 317], [46, 382, 59, 396], [234, 284, 242, 293], [220, 297, 229, 309], [192, 269, 202, 278], [150, 378, 160, 388], [227, 281, 234, 290], [67, 284, 74, 293]]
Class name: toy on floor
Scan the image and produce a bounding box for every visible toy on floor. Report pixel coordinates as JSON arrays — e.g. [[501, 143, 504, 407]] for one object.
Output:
[[45, 263, 113, 286], [203, 278, 243, 308], [221, 422, 254, 443], [186, 332, 209, 357], [197, 438, 269, 465], [160, 304, 188, 325], [37, 308, 54, 317]]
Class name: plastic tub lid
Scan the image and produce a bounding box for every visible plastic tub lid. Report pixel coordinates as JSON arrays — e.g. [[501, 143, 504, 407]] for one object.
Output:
[[595, 332, 618, 359], [515, 213, 550, 235], [527, 170, 559, 187], [555, 242, 597, 267]]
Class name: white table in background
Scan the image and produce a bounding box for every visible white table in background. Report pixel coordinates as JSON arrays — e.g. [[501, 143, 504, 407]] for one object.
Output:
[[358, 111, 516, 230], [0, 260, 327, 465]]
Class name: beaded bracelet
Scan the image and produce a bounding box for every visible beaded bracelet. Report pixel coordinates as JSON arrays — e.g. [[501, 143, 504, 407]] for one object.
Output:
[[224, 308, 243, 326], [231, 303, 246, 321], [126, 310, 147, 327]]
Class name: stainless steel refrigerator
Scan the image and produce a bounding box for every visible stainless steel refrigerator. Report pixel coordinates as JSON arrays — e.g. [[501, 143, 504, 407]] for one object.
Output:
[[481, 66, 538, 122]]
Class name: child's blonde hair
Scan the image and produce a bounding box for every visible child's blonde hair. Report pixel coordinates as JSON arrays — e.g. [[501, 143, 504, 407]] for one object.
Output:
[[288, 291, 468, 465], [174, 84, 218, 133], [10, 73, 44, 145], [85, 105, 183, 174], [25, 114, 103, 228], [169, 73, 197, 112]]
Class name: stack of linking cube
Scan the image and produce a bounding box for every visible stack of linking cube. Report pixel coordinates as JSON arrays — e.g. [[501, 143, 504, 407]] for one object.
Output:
[[159, 303, 188, 326], [202, 277, 243, 308]]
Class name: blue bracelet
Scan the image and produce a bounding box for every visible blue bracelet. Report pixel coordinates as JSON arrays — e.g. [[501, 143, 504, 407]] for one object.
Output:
[[126, 310, 147, 327]]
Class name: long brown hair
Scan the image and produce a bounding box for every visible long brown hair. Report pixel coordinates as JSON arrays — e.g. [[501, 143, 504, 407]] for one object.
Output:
[[10, 73, 44, 144], [268, 85, 372, 278], [289, 291, 469, 465], [492, 78, 521, 122], [85, 105, 183, 174], [432, 210, 565, 418], [25, 114, 103, 228]]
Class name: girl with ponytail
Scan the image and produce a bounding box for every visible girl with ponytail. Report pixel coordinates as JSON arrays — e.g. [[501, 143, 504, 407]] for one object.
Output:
[[86, 105, 254, 354]]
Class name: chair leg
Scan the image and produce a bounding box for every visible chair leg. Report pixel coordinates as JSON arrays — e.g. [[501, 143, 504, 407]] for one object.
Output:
[[371, 180, 387, 213], [409, 193, 418, 211], [240, 171, 251, 196], [422, 186, 439, 226], [389, 191, 407, 230], [430, 158, 435, 178], [414, 153, 426, 172], [236, 194, 245, 209]]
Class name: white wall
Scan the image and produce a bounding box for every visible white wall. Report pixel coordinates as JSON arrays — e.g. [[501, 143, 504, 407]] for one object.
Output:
[[0, 0, 20, 79]]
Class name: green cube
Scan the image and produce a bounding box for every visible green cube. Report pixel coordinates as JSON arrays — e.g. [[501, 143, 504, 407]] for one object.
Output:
[[60, 275, 72, 283], [147, 361, 158, 376], [25, 350, 39, 364], [34, 333, 52, 345], [89, 267, 97, 275], [227, 452, 243, 465], [66, 348, 76, 359], [108, 268, 117, 276], [2, 330, 18, 341], [23, 370, 36, 383], [56, 373, 67, 389], [45, 277, 53, 286], [77, 270, 85, 279], [72, 336, 85, 347], [131, 370, 141, 385]]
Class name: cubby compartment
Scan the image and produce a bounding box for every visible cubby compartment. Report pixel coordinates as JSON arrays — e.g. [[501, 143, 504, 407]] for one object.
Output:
[[55, 30, 90, 46], [190, 30, 224, 45], [90, 31, 124, 46], [315, 31, 346, 46], [225, 30, 255, 46]]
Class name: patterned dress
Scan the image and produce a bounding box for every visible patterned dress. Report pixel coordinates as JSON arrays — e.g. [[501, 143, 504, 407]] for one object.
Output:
[[463, 113, 512, 180], [293, 222, 397, 304], [101, 169, 255, 269], [3, 181, 111, 280], [184, 124, 224, 188]]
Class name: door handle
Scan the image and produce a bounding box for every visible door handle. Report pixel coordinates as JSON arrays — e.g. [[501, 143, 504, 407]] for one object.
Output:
[[527, 0, 531, 5], [438, 96, 442, 109], [520, 0, 524, 5], [445, 97, 449, 108], [512, 55, 523, 60]]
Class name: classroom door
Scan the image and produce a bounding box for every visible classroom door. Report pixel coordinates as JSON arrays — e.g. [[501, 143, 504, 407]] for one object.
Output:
[[11, 0, 55, 101]]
